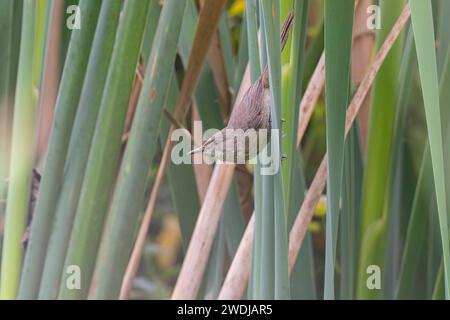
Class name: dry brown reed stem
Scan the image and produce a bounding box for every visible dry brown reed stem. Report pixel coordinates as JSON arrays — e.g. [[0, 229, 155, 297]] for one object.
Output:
[[124, 60, 145, 135], [172, 163, 236, 299], [217, 214, 254, 299], [121, 61, 146, 143], [36, 0, 63, 164], [219, 4, 411, 299], [352, 0, 376, 153]]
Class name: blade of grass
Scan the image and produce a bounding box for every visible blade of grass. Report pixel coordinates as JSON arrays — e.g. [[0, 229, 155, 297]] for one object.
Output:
[[140, 0, 162, 62], [357, 0, 405, 300], [437, 0, 450, 74], [385, 24, 416, 299], [37, 0, 121, 299], [244, 0, 262, 300], [54, 0, 150, 299], [0, 0, 22, 265], [396, 147, 434, 298], [282, 0, 317, 300], [18, 0, 101, 299], [59, 0, 149, 299], [282, 0, 308, 217], [323, 0, 354, 299], [409, 0, 450, 299], [432, 261, 445, 299], [0, 0, 16, 221], [0, 0, 37, 299], [261, 0, 290, 299], [339, 125, 363, 300]]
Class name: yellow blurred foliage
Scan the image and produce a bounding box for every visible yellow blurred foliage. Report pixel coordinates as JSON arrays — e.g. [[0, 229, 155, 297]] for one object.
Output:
[[155, 214, 181, 269], [228, 0, 244, 17]]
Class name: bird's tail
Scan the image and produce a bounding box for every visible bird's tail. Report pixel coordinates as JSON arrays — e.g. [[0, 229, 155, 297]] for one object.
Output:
[[280, 11, 294, 52], [262, 10, 294, 87]]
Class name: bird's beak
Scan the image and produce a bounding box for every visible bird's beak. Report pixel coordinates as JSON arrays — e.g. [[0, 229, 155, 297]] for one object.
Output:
[[188, 145, 203, 156]]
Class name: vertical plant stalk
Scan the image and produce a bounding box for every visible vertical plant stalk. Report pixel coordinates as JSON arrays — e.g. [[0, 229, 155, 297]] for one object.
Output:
[[387, 26, 417, 299], [0, 0, 36, 299], [282, 0, 308, 210], [37, 0, 122, 299], [245, 0, 263, 300], [409, 0, 450, 299], [261, 0, 291, 299], [52, 0, 150, 300], [356, 0, 404, 300], [19, 0, 101, 299], [172, 164, 235, 299], [0, 0, 18, 222], [218, 214, 255, 299], [283, 0, 317, 300], [323, 0, 354, 299]]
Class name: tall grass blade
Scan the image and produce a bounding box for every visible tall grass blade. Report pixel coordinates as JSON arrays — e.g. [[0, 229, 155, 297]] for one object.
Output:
[[245, 0, 262, 299], [261, 0, 290, 299], [90, 0, 185, 299], [41, 0, 121, 299], [18, 0, 101, 299], [0, 0, 21, 225], [410, 0, 450, 299], [282, 0, 317, 300], [0, 0, 37, 299], [323, 0, 354, 299], [357, 0, 404, 299]]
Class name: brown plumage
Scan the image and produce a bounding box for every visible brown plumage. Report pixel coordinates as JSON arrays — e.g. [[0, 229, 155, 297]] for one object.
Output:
[[190, 11, 294, 162], [21, 169, 41, 249]]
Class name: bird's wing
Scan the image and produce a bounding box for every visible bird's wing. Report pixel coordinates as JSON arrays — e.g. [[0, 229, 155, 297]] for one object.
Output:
[[227, 79, 265, 130]]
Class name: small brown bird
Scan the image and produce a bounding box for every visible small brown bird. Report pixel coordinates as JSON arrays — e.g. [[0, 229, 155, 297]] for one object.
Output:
[[189, 12, 294, 163]]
